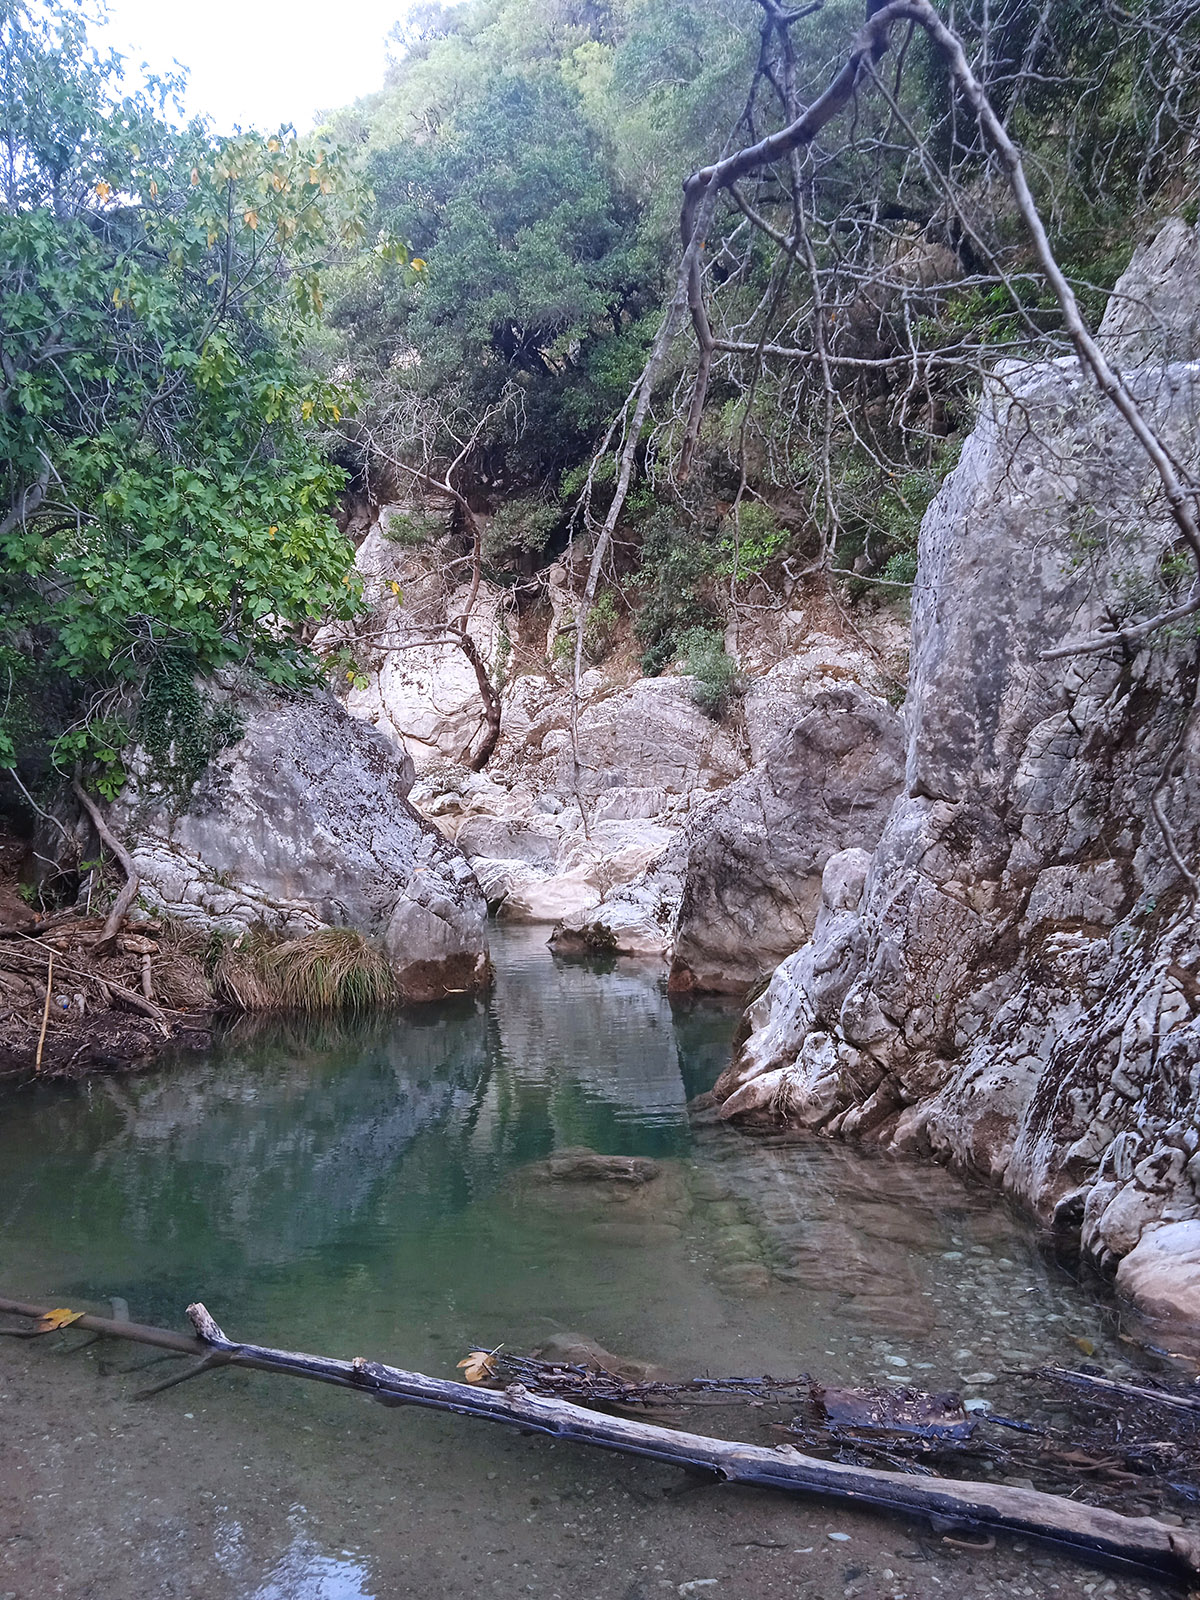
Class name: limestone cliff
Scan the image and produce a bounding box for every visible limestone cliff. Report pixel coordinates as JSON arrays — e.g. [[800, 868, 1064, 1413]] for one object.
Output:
[[713, 223, 1200, 1335], [668, 643, 904, 994]]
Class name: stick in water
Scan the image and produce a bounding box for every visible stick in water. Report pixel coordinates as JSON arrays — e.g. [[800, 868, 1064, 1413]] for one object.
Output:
[[34, 951, 53, 1072], [0, 1293, 1197, 1584]]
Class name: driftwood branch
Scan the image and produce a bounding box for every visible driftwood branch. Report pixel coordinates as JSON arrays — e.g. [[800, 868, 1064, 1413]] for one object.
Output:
[[1039, 1364, 1200, 1416], [0, 1294, 1197, 1583], [71, 779, 140, 951]]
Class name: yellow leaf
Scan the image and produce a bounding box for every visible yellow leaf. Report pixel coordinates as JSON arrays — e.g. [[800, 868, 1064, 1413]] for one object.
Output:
[[1073, 1335, 1097, 1356], [268, 525, 277, 537], [331, 404, 340, 421], [149, 179, 158, 198], [457, 1350, 499, 1385], [36, 1308, 84, 1333], [412, 257, 426, 271], [243, 209, 259, 231], [267, 137, 281, 153], [94, 180, 111, 201]]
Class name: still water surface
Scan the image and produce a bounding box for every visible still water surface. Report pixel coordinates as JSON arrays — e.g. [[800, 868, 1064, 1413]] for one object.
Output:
[[0, 928, 1171, 1599]]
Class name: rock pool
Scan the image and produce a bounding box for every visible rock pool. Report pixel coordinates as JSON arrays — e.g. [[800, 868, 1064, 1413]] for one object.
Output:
[[0, 929, 1189, 1598]]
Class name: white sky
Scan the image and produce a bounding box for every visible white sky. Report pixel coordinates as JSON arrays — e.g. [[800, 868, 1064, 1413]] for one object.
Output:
[[94, 0, 411, 135]]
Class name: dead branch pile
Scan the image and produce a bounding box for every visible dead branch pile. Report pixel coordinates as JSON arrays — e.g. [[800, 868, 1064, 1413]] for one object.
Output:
[[0, 912, 214, 1075], [467, 1346, 1200, 1524]]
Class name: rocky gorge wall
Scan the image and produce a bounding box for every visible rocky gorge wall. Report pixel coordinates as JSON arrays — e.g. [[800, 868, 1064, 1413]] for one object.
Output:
[[328, 497, 909, 993], [712, 223, 1200, 1337]]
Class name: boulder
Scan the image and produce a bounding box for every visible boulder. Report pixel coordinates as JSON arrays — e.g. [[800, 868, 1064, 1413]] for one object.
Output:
[[322, 513, 514, 770], [562, 676, 746, 796], [551, 842, 685, 958], [669, 650, 903, 995], [1100, 217, 1200, 367], [717, 223, 1200, 1322], [466, 817, 675, 926], [1116, 1222, 1200, 1340], [550, 640, 900, 979], [113, 683, 489, 1003], [0, 885, 37, 934]]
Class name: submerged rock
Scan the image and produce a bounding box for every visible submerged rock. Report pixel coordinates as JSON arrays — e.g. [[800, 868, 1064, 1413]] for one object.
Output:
[[532, 1332, 667, 1384], [519, 1147, 663, 1186], [716, 222, 1200, 1323], [113, 683, 489, 1003]]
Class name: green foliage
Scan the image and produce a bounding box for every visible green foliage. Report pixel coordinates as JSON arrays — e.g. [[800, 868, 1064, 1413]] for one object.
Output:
[[321, 0, 757, 501], [715, 502, 790, 581], [136, 656, 245, 798], [330, 58, 653, 486], [52, 721, 128, 798], [324, 645, 371, 692], [632, 505, 720, 674], [582, 588, 618, 663], [484, 495, 561, 558], [680, 626, 740, 719], [381, 507, 448, 546], [0, 0, 373, 783]]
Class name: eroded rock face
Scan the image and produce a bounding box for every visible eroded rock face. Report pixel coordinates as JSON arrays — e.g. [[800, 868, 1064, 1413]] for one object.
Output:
[[669, 647, 904, 994], [560, 675, 746, 798], [322, 512, 514, 771], [405, 671, 747, 929], [551, 640, 902, 972], [717, 226, 1200, 1330], [114, 684, 489, 1002]]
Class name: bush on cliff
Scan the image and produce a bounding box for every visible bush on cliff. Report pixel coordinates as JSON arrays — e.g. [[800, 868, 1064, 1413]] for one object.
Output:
[[0, 0, 403, 789]]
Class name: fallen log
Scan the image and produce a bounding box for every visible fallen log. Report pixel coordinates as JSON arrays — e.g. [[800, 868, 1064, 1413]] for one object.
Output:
[[1, 1294, 1198, 1584]]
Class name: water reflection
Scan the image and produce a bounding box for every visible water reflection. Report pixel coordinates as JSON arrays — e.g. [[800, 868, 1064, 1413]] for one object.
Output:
[[248, 1528, 376, 1600], [0, 929, 738, 1330]]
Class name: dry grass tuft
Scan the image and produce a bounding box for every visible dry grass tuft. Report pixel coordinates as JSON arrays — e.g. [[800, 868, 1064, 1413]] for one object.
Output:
[[256, 927, 398, 1013], [210, 943, 275, 1011], [153, 921, 219, 1010]]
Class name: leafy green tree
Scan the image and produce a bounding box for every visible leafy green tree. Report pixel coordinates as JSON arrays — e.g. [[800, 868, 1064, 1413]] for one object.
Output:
[[0, 0, 377, 783], [332, 65, 651, 490]]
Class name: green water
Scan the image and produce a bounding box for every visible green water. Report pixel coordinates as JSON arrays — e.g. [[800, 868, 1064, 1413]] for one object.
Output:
[[0, 929, 1177, 1600]]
